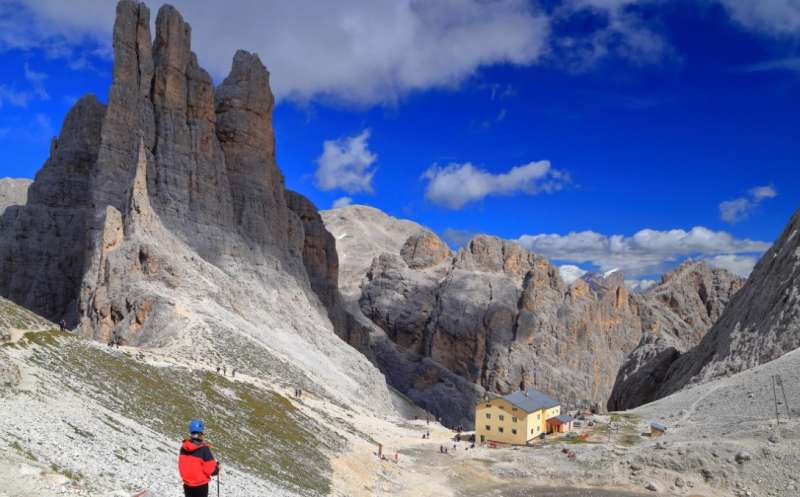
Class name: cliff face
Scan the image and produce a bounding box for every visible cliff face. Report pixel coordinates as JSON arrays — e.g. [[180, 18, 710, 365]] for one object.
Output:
[[655, 209, 800, 396], [0, 1, 391, 414], [360, 234, 644, 416], [0, 178, 32, 215], [323, 206, 744, 425], [607, 261, 744, 410], [0, 96, 106, 322]]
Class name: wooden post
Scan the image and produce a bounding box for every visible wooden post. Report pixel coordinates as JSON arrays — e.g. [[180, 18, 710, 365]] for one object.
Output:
[[777, 375, 791, 419], [771, 375, 780, 425]]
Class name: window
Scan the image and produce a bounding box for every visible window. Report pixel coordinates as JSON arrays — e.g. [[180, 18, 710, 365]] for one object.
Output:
[[499, 405, 505, 410], [512, 407, 518, 412], [485, 425, 491, 431], [485, 404, 491, 407], [498, 427, 504, 433], [512, 417, 518, 423], [499, 415, 505, 421], [485, 413, 491, 419], [512, 429, 517, 435]]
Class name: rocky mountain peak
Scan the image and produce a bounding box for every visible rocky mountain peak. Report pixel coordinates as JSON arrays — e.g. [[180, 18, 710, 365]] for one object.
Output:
[[0, 0, 392, 415], [581, 269, 625, 299], [400, 231, 451, 269], [0, 178, 33, 216], [608, 259, 746, 410], [656, 208, 800, 394]]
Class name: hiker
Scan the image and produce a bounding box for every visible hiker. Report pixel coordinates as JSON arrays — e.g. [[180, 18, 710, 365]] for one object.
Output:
[[216, 366, 220, 374], [231, 369, 236, 378], [222, 366, 226, 376], [178, 419, 220, 497], [59, 319, 66, 332], [439, 445, 443, 453]]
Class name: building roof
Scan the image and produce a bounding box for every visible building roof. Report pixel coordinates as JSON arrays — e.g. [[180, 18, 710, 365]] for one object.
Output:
[[650, 422, 668, 431], [501, 388, 559, 413], [547, 414, 574, 425]]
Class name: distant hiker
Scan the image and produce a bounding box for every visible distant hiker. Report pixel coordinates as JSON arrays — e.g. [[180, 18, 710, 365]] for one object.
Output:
[[377, 443, 383, 459], [216, 366, 220, 374], [394, 452, 399, 463], [59, 319, 66, 332], [426, 431, 430, 438], [439, 445, 443, 454], [222, 366, 226, 376], [179, 419, 220, 497], [231, 369, 236, 378]]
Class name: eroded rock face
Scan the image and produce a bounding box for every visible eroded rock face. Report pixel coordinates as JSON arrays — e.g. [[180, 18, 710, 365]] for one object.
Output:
[[656, 209, 800, 397], [324, 206, 744, 426], [608, 261, 744, 410], [401, 231, 451, 269], [0, 178, 32, 215], [0, 95, 106, 323], [361, 233, 646, 422], [0, 1, 392, 414]]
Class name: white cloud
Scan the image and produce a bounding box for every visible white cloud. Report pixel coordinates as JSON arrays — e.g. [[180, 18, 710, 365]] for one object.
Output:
[[738, 56, 800, 73], [315, 129, 377, 194], [625, 279, 658, 292], [552, 0, 672, 71], [23, 62, 48, 100], [706, 254, 759, 278], [719, 184, 778, 224], [518, 226, 770, 276], [559, 264, 587, 284], [331, 196, 353, 209], [717, 0, 800, 36], [422, 160, 569, 209], [749, 184, 778, 200], [7, 0, 549, 105]]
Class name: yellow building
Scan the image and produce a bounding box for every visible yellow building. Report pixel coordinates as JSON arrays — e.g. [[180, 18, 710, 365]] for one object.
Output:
[[475, 388, 568, 445]]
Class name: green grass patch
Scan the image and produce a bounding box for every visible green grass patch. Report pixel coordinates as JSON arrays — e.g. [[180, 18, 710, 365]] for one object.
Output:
[[50, 463, 83, 481], [31, 340, 331, 495], [0, 297, 53, 330], [9, 440, 38, 461]]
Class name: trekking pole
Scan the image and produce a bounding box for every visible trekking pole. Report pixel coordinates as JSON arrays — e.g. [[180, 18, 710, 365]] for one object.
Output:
[[217, 460, 221, 497]]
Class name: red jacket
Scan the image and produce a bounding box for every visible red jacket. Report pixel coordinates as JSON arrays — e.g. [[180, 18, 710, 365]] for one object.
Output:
[[178, 439, 218, 487]]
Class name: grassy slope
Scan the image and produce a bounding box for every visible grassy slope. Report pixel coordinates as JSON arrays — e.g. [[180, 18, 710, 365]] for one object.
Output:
[[8, 330, 334, 495], [0, 296, 52, 332]]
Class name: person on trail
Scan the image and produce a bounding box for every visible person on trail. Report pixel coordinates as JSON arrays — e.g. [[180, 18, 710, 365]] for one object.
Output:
[[222, 366, 226, 376], [179, 419, 220, 497], [59, 319, 66, 332]]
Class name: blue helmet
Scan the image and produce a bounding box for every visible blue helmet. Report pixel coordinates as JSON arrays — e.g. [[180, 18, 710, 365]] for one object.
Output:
[[189, 419, 205, 434]]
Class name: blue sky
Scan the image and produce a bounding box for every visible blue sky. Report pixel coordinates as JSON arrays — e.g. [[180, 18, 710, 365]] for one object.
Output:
[[1, 0, 798, 287]]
